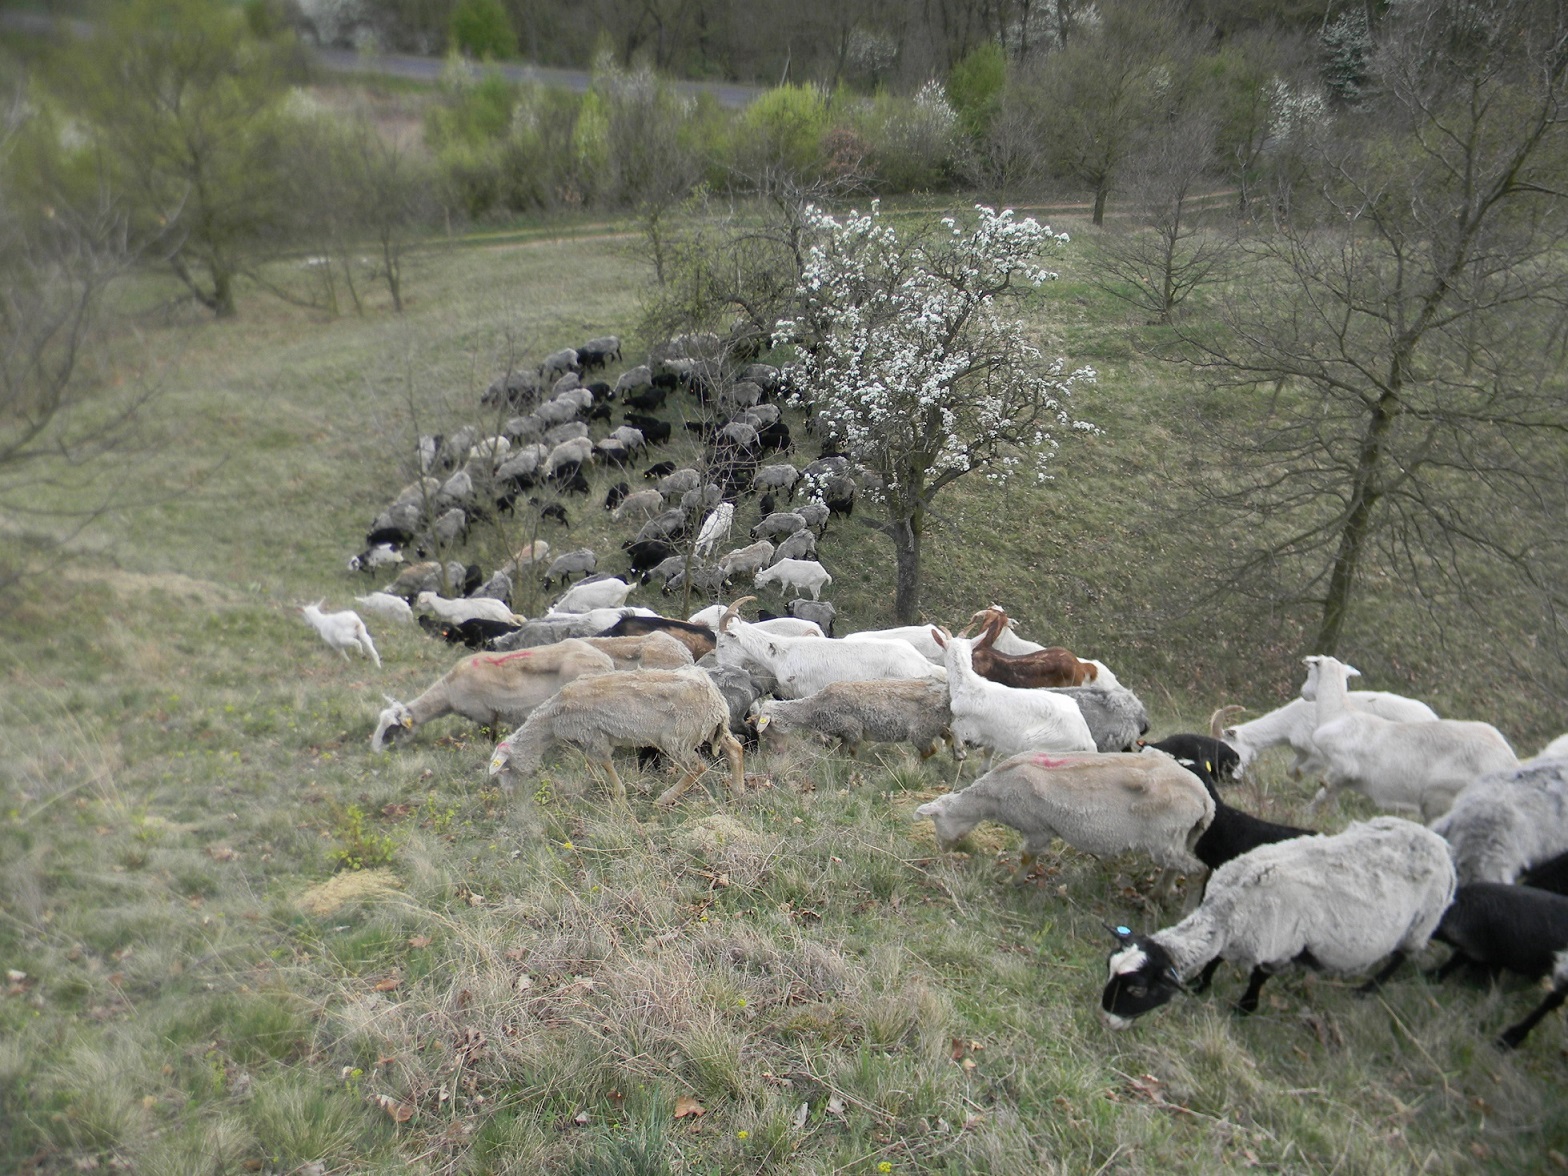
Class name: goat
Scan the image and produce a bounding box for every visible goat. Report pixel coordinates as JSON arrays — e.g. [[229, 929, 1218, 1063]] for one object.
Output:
[[963, 607, 1099, 688], [933, 629, 1095, 761], [301, 602, 380, 668], [595, 613, 717, 660], [414, 591, 522, 628], [371, 641, 614, 750], [354, 592, 415, 625], [753, 558, 832, 601], [551, 577, 635, 615], [489, 668, 743, 806]]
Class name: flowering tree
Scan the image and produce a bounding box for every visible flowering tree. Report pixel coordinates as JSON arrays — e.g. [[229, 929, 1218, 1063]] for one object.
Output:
[[777, 203, 1095, 623]]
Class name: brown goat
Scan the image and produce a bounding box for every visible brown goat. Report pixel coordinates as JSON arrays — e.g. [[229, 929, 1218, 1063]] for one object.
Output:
[[964, 607, 1099, 689]]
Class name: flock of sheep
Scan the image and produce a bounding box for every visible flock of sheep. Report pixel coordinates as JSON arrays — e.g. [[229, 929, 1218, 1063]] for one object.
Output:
[[300, 335, 1568, 1056]]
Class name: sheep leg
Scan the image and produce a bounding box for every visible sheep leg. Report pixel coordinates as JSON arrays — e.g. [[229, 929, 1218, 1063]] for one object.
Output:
[[655, 760, 704, 807], [1009, 851, 1038, 886], [1191, 958, 1223, 994], [1354, 951, 1406, 995], [1496, 984, 1568, 1051], [1235, 967, 1270, 1015], [719, 732, 745, 796], [589, 756, 628, 803], [1429, 950, 1474, 983]]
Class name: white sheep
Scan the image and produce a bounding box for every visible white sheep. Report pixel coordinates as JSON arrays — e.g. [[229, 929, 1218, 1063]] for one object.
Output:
[[933, 629, 1095, 760], [354, 593, 415, 625], [753, 557, 832, 601], [713, 598, 934, 699], [1305, 655, 1517, 820], [489, 667, 744, 806], [1430, 758, 1568, 883], [917, 749, 1215, 885], [371, 640, 614, 750], [1533, 733, 1568, 762], [752, 679, 959, 761], [1100, 817, 1456, 1026], [301, 602, 380, 668], [550, 577, 634, 614], [414, 591, 523, 627]]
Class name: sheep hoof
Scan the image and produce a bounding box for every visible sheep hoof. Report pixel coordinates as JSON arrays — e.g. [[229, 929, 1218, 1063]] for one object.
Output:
[[1495, 1029, 1525, 1051]]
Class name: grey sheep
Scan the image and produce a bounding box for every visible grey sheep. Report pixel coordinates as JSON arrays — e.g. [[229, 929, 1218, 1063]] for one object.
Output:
[[659, 468, 703, 499], [751, 511, 807, 540], [785, 598, 835, 636], [1431, 759, 1568, 884], [753, 679, 957, 761], [1043, 685, 1151, 753], [541, 548, 597, 587], [770, 529, 817, 565]]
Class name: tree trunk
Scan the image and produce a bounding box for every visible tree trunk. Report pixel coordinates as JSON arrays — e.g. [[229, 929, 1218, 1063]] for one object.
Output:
[[212, 265, 236, 318], [1092, 182, 1109, 226], [893, 509, 923, 624], [1313, 391, 1399, 653]]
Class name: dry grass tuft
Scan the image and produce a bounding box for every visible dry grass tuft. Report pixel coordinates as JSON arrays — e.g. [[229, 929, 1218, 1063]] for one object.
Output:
[[296, 868, 402, 915]]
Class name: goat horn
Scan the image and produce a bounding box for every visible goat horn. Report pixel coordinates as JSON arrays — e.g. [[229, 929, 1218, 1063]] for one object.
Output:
[[719, 596, 756, 633], [1208, 704, 1246, 738]]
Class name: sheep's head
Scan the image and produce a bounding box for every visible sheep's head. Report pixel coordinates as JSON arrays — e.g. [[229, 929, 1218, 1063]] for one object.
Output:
[[1100, 924, 1185, 1028], [371, 696, 414, 751], [914, 791, 973, 849]]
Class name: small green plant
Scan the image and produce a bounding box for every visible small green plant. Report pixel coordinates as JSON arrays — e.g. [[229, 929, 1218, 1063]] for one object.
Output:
[[328, 803, 399, 871], [422, 792, 459, 833]]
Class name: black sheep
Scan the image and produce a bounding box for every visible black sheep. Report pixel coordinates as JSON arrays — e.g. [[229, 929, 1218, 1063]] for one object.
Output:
[[1433, 882, 1568, 1048], [1139, 733, 1241, 783], [417, 614, 522, 650], [604, 481, 631, 512]]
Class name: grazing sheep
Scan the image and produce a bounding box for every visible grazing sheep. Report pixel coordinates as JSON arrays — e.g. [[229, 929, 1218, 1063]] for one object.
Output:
[[1430, 759, 1568, 884], [371, 640, 614, 751], [1043, 685, 1151, 753], [658, 467, 702, 499], [1305, 655, 1517, 820], [918, 749, 1214, 885], [540, 347, 580, 378], [414, 592, 522, 627], [664, 563, 729, 598], [1101, 818, 1456, 1026], [470, 569, 513, 602], [301, 602, 381, 668], [542, 548, 598, 588], [354, 593, 415, 625], [769, 529, 817, 565], [348, 543, 403, 573], [717, 540, 775, 582], [754, 558, 832, 601], [1430, 882, 1568, 1049], [785, 598, 836, 637], [752, 463, 799, 500], [575, 631, 694, 672], [934, 629, 1096, 761], [751, 511, 807, 540], [489, 668, 744, 806], [551, 577, 635, 614], [613, 489, 667, 523], [753, 679, 957, 760], [501, 540, 551, 576], [577, 335, 621, 371], [383, 561, 445, 600]]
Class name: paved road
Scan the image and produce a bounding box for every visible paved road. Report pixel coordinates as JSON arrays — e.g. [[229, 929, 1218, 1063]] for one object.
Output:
[[2, 12, 761, 109]]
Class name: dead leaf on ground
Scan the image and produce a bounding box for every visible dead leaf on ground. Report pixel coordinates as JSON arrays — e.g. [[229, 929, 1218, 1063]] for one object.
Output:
[[826, 1096, 845, 1116], [206, 845, 237, 861], [791, 1102, 809, 1130], [673, 1096, 705, 1119], [373, 976, 401, 992], [1126, 1074, 1167, 1105], [374, 1094, 415, 1123], [407, 936, 431, 949]]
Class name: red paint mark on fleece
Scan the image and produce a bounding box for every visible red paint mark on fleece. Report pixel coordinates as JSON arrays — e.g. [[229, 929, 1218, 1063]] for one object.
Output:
[[1030, 754, 1088, 769], [480, 650, 534, 666]]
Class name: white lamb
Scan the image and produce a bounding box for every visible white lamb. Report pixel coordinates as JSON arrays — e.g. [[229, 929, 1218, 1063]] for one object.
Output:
[[301, 602, 380, 668], [1304, 655, 1517, 820]]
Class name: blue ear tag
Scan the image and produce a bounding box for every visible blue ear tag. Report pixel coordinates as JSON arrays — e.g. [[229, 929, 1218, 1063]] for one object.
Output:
[[1117, 926, 1131, 937]]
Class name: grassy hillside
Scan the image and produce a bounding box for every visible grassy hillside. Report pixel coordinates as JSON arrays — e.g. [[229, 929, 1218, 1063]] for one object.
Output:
[[2, 224, 1565, 1174]]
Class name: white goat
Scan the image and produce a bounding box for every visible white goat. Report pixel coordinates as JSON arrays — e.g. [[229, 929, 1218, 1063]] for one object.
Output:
[[354, 593, 415, 624], [1213, 684, 1440, 781], [694, 503, 735, 558], [933, 629, 1095, 760], [917, 749, 1214, 885], [753, 557, 832, 601], [414, 591, 523, 627], [687, 603, 822, 638], [1305, 655, 1517, 820], [714, 598, 938, 700], [843, 624, 947, 663], [551, 577, 635, 614], [301, 602, 380, 667]]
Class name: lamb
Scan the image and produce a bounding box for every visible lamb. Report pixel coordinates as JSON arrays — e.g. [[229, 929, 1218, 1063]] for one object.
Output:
[[1429, 882, 1568, 1049], [1042, 685, 1150, 753], [753, 558, 832, 601], [371, 640, 614, 751], [1100, 817, 1457, 1026], [488, 668, 744, 806], [414, 591, 523, 627], [1304, 655, 1517, 820], [753, 679, 957, 761], [301, 602, 381, 668], [694, 502, 735, 558], [714, 598, 938, 700], [917, 749, 1215, 886], [348, 543, 403, 573], [550, 577, 635, 614], [541, 548, 597, 588], [1429, 758, 1568, 884], [354, 592, 415, 625], [612, 489, 665, 521], [717, 540, 775, 582], [933, 629, 1096, 761]]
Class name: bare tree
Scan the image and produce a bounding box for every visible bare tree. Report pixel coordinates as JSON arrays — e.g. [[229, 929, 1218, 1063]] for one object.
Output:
[[1169, 0, 1568, 657]]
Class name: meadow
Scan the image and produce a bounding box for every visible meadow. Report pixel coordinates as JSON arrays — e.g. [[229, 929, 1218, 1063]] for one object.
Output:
[[2, 216, 1565, 1175]]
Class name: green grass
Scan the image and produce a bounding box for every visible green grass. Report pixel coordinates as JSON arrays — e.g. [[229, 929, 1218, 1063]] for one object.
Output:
[[2, 220, 1566, 1173]]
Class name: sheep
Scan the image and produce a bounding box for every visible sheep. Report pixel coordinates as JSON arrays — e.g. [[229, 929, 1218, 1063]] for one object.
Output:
[[785, 598, 836, 637], [613, 489, 666, 522], [626, 539, 680, 577], [371, 640, 614, 751], [658, 467, 702, 499], [753, 679, 957, 761], [615, 365, 653, 396], [1042, 685, 1150, 753], [795, 500, 830, 535], [700, 662, 769, 744], [752, 463, 799, 500], [694, 502, 735, 558], [543, 420, 590, 446], [1161, 752, 1316, 879], [1521, 847, 1568, 895], [576, 335, 621, 371], [753, 558, 832, 601], [551, 577, 635, 614], [541, 548, 597, 589], [751, 511, 807, 540], [1428, 882, 1568, 1049], [917, 749, 1215, 886], [500, 540, 551, 576], [714, 598, 938, 700], [933, 629, 1096, 761], [436, 468, 475, 511], [595, 614, 717, 660], [354, 593, 415, 625], [470, 569, 513, 602], [540, 347, 580, 378], [1101, 817, 1457, 1026], [301, 602, 381, 668], [348, 543, 404, 573], [419, 614, 521, 649], [769, 529, 817, 565], [544, 436, 594, 478], [687, 603, 821, 639], [382, 561, 445, 600], [608, 425, 646, 455], [664, 563, 729, 599], [641, 555, 688, 589], [1429, 758, 1568, 884], [717, 540, 775, 582], [578, 631, 695, 671], [1305, 655, 1517, 820], [488, 668, 744, 806], [414, 592, 522, 628]]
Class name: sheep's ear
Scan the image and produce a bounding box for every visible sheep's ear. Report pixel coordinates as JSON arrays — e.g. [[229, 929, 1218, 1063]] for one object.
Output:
[[1104, 922, 1137, 944]]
